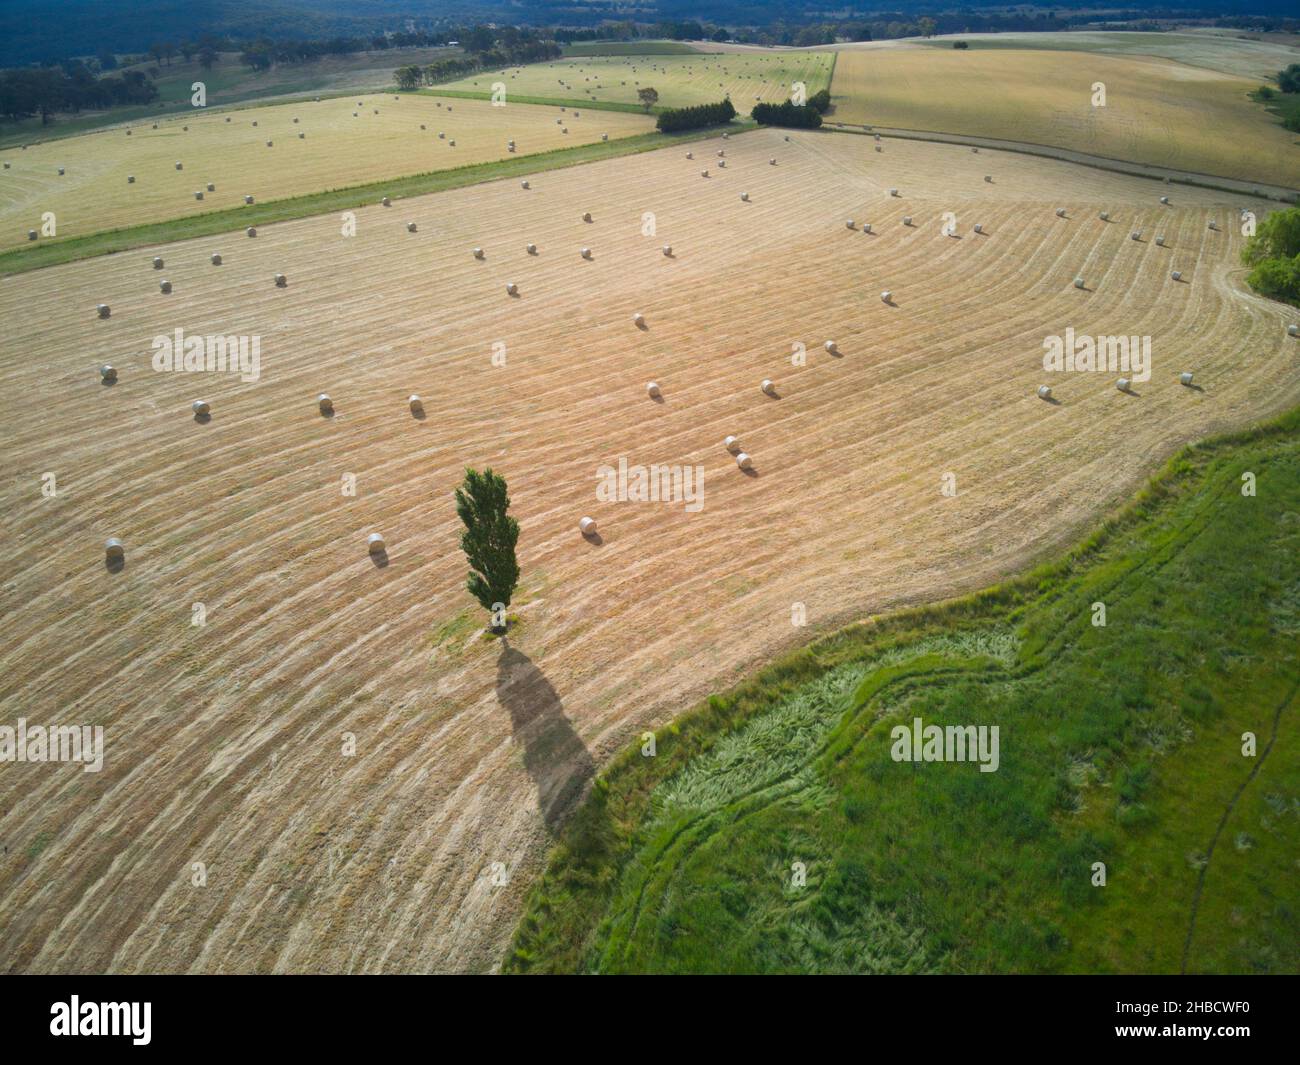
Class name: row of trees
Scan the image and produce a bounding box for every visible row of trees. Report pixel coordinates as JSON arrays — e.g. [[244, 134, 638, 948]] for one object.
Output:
[[0, 64, 157, 122], [393, 38, 563, 90], [751, 100, 823, 129], [655, 98, 736, 132]]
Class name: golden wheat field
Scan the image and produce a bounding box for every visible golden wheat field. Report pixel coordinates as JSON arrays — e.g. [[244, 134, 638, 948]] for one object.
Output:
[[0, 95, 654, 250], [829, 47, 1299, 187], [438, 51, 834, 109], [1, 127, 1297, 974]]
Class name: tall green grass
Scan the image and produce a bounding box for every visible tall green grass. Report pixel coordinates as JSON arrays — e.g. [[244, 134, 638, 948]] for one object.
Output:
[[507, 408, 1300, 974]]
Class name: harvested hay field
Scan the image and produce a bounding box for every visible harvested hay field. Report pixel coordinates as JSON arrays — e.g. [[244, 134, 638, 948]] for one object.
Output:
[[0, 95, 653, 250], [1, 128, 1297, 974], [830, 47, 1299, 189], [437, 51, 834, 110]]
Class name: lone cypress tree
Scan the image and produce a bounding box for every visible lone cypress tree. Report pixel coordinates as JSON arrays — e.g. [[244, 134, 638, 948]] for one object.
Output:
[[455, 467, 520, 633]]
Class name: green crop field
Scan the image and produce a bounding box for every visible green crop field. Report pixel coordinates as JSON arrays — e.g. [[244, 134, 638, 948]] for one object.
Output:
[[508, 408, 1300, 974], [437, 51, 835, 111]]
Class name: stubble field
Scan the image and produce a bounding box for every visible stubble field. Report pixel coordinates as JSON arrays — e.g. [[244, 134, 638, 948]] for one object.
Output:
[[0, 127, 1297, 974], [0, 95, 654, 250]]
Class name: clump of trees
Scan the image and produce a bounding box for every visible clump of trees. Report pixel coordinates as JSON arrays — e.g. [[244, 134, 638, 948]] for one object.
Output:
[[656, 97, 735, 132], [1242, 206, 1300, 307], [0, 63, 157, 122], [808, 88, 831, 114], [456, 468, 520, 635], [752, 100, 822, 129]]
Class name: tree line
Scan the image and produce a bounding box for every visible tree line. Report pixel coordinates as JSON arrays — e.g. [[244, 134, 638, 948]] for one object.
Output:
[[0, 64, 157, 122]]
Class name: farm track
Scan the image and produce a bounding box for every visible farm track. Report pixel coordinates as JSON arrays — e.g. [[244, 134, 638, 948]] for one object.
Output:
[[0, 129, 1297, 973]]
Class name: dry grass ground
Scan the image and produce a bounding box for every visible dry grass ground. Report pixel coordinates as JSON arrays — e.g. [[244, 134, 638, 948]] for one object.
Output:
[[0, 96, 653, 250], [1, 128, 1297, 974], [437, 52, 834, 110], [830, 48, 1298, 189]]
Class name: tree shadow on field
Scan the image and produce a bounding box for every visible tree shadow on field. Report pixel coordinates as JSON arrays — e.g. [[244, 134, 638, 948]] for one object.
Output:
[[496, 642, 595, 834]]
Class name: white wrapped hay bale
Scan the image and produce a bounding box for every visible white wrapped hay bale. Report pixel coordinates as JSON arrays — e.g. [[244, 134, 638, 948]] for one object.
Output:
[[1055, 208, 1066, 218], [1074, 277, 1085, 289], [318, 393, 333, 413], [192, 399, 210, 415], [889, 188, 899, 197], [1172, 270, 1182, 281], [247, 227, 256, 237], [582, 211, 592, 222], [902, 216, 913, 226], [1208, 220, 1219, 231], [1117, 378, 1131, 392], [244, 195, 254, 204], [1155, 235, 1165, 247], [367, 532, 386, 554], [408, 394, 423, 412], [632, 312, 645, 326], [152, 256, 164, 269], [105, 538, 125, 561], [1099, 211, 1110, 221], [274, 273, 287, 287], [96, 303, 111, 319], [973, 223, 983, 234], [211, 252, 222, 265], [646, 381, 661, 398], [740, 192, 749, 201], [1131, 230, 1142, 241], [862, 223, 873, 234], [175, 161, 183, 170], [701, 169, 709, 178], [159, 279, 172, 293], [1037, 385, 1052, 400], [526, 242, 537, 255], [686, 151, 693, 159], [579, 517, 598, 536], [1160, 196, 1169, 205], [407, 221, 417, 232], [735, 452, 753, 470], [521, 180, 530, 189], [824, 340, 838, 354], [761, 378, 776, 396], [206, 182, 215, 192], [845, 219, 855, 230], [724, 435, 741, 453], [880, 290, 892, 303], [506, 282, 518, 296], [1179, 372, 1194, 386], [718, 159, 725, 168], [769, 157, 776, 165], [581, 247, 592, 259], [473, 246, 485, 259], [662, 244, 672, 256], [382, 196, 391, 207], [194, 190, 203, 200], [100, 364, 117, 381], [1288, 324, 1298, 337]]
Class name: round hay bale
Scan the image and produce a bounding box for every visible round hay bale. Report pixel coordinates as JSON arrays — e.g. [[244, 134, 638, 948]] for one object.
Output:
[[449, 139, 455, 146], [579, 516, 598, 536], [127, 175, 135, 183], [724, 435, 741, 453], [581, 246, 592, 259], [1160, 196, 1169, 205], [194, 190, 203, 200], [1172, 270, 1183, 281], [58, 166, 65, 175], [824, 340, 838, 354], [159, 279, 172, 294], [473, 247, 485, 259], [740, 191, 749, 202], [382, 196, 391, 206], [367, 532, 386, 554], [438, 132, 445, 139], [526, 242, 537, 255], [521, 180, 530, 189], [889, 188, 899, 197], [152, 256, 164, 269], [408, 394, 423, 412], [880, 290, 892, 303], [211, 253, 222, 265], [1155, 235, 1165, 246], [265, 140, 273, 147], [632, 312, 645, 326], [100, 364, 117, 381], [1074, 276, 1085, 289], [973, 223, 984, 234], [105, 538, 124, 561], [175, 161, 183, 170], [506, 282, 518, 296], [420, 124, 426, 130], [206, 182, 215, 192], [784, 135, 790, 141], [246, 226, 257, 237], [1037, 385, 1053, 400], [1055, 207, 1066, 218], [761, 378, 776, 396], [722, 132, 729, 140], [96, 304, 110, 319], [1117, 378, 1131, 392], [293, 117, 299, 123], [646, 381, 661, 398], [1208, 220, 1218, 231], [972, 147, 979, 153], [685, 151, 693, 159], [582, 211, 592, 222], [735, 452, 753, 470], [298, 132, 305, 139], [862, 223, 873, 234], [192, 399, 209, 415], [1130, 230, 1142, 241], [845, 219, 855, 230], [662, 244, 672, 256], [252, 121, 258, 127], [407, 221, 417, 232], [602, 133, 608, 141], [1288, 324, 1298, 337], [318, 393, 333, 413], [1180, 372, 1194, 386], [701, 169, 709, 177], [902, 215, 913, 226], [717, 149, 725, 157], [769, 157, 776, 165], [1099, 211, 1110, 221], [244, 195, 254, 204], [274, 273, 287, 287]]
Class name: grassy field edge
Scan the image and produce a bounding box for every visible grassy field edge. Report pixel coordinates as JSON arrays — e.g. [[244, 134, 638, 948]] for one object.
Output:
[[503, 402, 1300, 974]]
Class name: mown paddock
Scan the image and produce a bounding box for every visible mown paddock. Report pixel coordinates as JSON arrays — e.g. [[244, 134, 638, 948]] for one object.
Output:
[[829, 47, 1299, 189], [0, 96, 654, 251], [437, 51, 835, 110], [0, 128, 1297, 975]]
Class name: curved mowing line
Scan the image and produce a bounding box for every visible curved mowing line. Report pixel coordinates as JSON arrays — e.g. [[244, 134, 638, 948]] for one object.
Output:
[[1180, 676, 1299, 975]]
